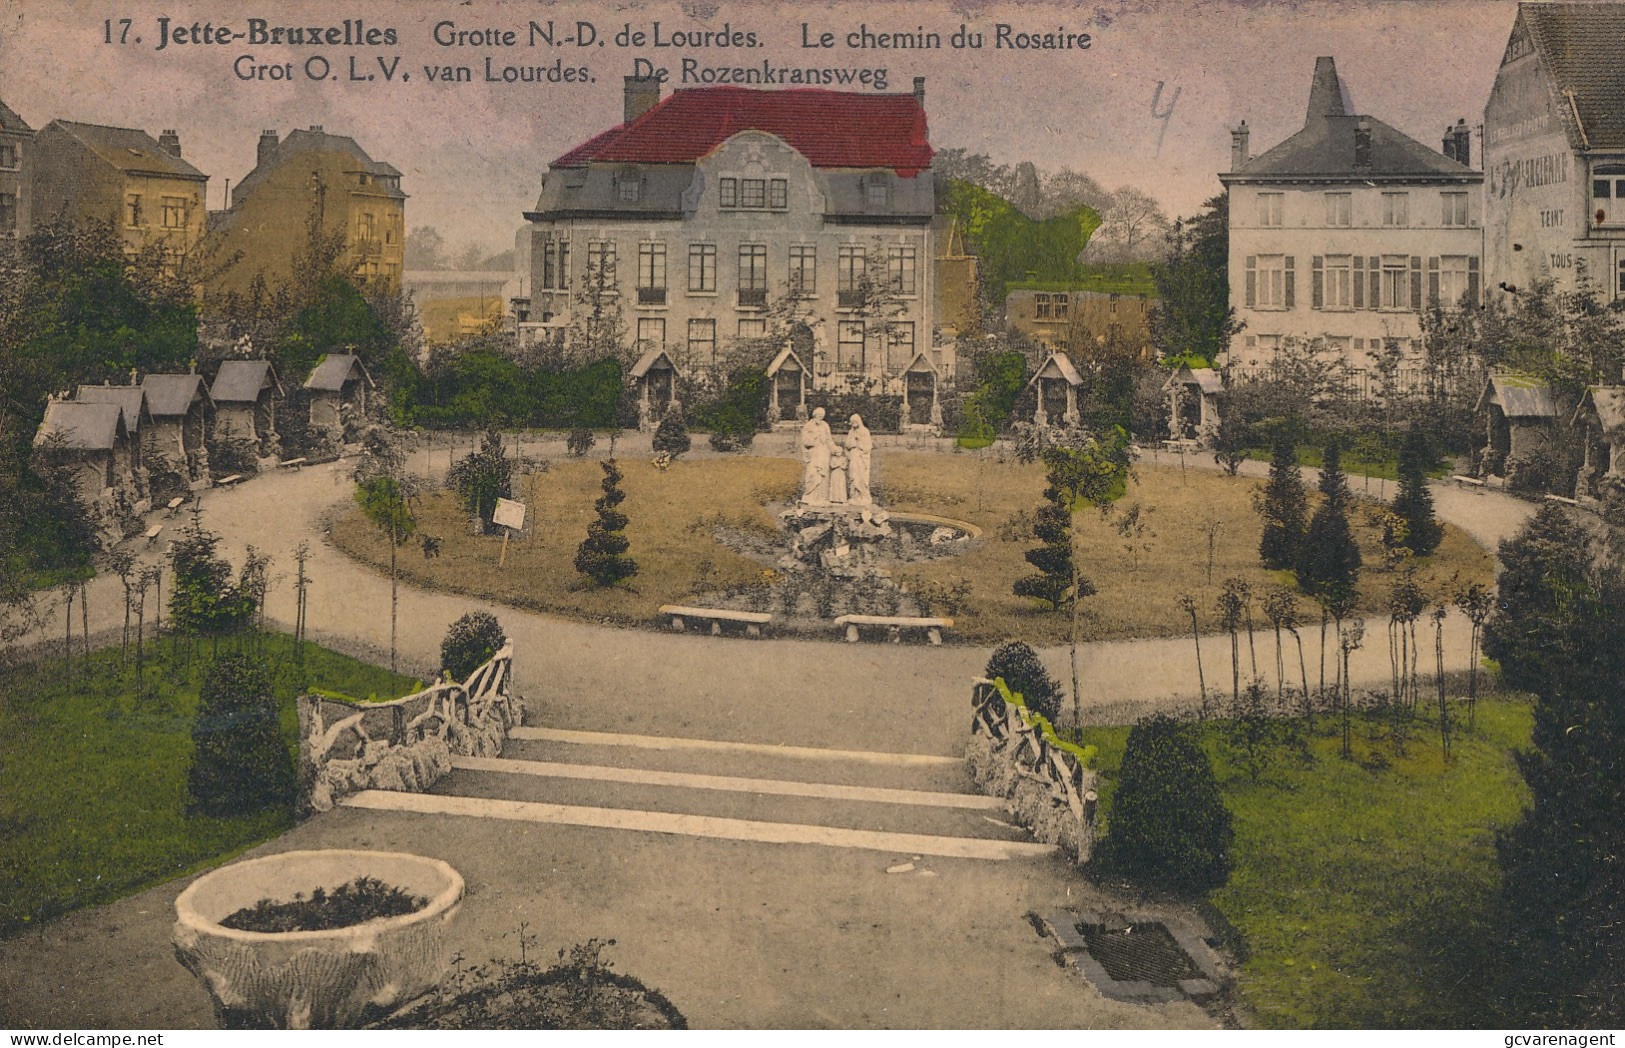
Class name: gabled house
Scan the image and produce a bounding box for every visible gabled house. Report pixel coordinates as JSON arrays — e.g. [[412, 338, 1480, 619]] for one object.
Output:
[[628, 347, 681, 429], [1026, 352, 1085, 428], [1571, 385, 1625, 495], [1165, 366, 1225, 442], [0, 98, 33, 239], [304, 353, 373, 439], [210, 359, 283, 455], [1476, 371, 1557, 480], [73, 382, 154, 498], [32, 399, 132, 511], [139, 373, 213, 489], [30, 120, 207, 261]]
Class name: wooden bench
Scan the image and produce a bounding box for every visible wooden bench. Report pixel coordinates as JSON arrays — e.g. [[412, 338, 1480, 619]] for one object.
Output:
[[214, 473, 244, 488], [657, 605, 772, 638], [1451, 474, 1485, 488], [278, 457, 308, 470], [142, 524, 163, 547], [834, 614, 953, 645], [1545, 493, 1580, 506], [165, 496, 186, 516]]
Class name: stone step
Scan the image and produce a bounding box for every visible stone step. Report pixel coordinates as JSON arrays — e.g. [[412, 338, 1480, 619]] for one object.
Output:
[[437, 758, 1029, 843], [339, 790, 1052, 862]]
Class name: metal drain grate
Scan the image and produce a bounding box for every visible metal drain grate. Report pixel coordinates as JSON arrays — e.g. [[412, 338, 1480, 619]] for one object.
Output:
[[1078, 922, 1201, 988]]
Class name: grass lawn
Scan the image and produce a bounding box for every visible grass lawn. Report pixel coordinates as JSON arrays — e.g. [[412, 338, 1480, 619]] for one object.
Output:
[[1080, 693, 1533, 1028], [0, 632, 419, 937], [331, 452, 1494, 645]]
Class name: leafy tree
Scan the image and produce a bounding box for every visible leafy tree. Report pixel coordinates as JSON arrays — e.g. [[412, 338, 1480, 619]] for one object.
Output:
[[695, 368, 766, 451], [1296, 443, 1361, 599], [1149, 196, 1239, 365], [187, 651, 295, 817], [1258, 430, 1308, 569], [1210, 403, 1249, 476], [984, 640, 1063, 725], [938, 179, 1101, 305], [441, 611, 507, 682], [575, 459, 637, 587], [1483, 503, 1596, 697], [447, 427, 513, 531], [652, 415, 691, 457], [1097, 714, 1234, 894], [167, 510, 252, 640], [1392, 422, 1442, 556], [354, 428, 418, 674]]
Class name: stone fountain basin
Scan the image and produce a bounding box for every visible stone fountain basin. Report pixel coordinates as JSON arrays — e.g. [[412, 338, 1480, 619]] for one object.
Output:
[[173, 849, 464, 1029]]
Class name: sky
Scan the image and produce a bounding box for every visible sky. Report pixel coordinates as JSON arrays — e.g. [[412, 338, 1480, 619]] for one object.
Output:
[[0, 0, 1523, 257]]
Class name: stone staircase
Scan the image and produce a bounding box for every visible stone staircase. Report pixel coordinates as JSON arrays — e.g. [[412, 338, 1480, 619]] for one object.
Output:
[[340, 725, 1052, 863]]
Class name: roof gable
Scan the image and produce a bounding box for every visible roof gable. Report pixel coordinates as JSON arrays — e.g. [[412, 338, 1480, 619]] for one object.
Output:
[[0, 100, 32, 135], [553, 87, 933, 176], [140, 374, 211, 417], [305, 353, 373, 392], [1477, 372, 1557, 418], [211, 360, 282, 403], [629, 347, 678, 379], [74, 384, 151, 432], [34, 400, 126, 451], [1519, 3, 1625, 151], [233, 127, 404, 205], [1028, 352, 1084, 388]]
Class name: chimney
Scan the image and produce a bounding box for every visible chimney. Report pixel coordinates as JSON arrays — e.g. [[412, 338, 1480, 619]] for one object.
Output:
[[257, 130, 278, 167], [1231, 121, 1250, 170], [1354, 118, 1372, 168], [157, 129, 181, 157], [1453, 118, 1472, 168], [913, 76, 926, 105], [1442, 124, 1458, 163], [623, 75, 661, 124]]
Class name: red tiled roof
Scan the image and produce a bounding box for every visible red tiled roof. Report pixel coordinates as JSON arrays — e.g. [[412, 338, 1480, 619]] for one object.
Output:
[[552, 87, 932, 176]]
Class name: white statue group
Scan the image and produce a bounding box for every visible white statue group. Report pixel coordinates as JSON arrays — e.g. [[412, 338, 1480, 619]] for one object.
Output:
[[800, 408, 872, 506]]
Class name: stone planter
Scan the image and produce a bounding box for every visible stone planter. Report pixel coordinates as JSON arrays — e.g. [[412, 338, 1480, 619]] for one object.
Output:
[[173, 849, 463, 1029]]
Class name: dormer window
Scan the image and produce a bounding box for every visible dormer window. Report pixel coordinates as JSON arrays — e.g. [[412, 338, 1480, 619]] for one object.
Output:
[[863, 174, 890, 209], [718, 176, 787, 211], [616, 169, 644, 203]]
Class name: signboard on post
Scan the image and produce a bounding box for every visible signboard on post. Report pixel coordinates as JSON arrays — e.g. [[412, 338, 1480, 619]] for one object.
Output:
[[493, 498, 526, 567]]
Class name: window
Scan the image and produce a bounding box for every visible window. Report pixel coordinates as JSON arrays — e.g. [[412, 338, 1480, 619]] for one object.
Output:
[[636, 317, 666, 350], [358, 211, 375, 240], [718, 176, 788, 211], [887, 322, 915, 370], [125, 194, 142, 227], [1441, 192, 1469, 227], [837, 320, 866, 369], [688, 243, 716, 293], [1595, 172, 1625, 223], [838, 245, 866, 307], [542, 239, 570, 290], [1318, 255, 1354, 309], [1380, 255, 1409, 309], [586, 241, 617, 284], [738, 243, 767, 306], [637, 241, 667, 289], [770, 178, 788, 209], [1035, 293, 1053, 320], [1324, 193, 1352, 227], [0, 143, 17, 170], [888, 245, 918, 295], [741, 178, 766, 209], [864, 177, 889, 209], [687, 318, 717, 366], [788, 245, 816, 296], [0, 192, 14, 234], [617, 176, 642, 203], [1257, 193, 1284, 227], [1249, 254, 1293, 310], [1432, 255, 1476, 307], [738, 318, 767, 339], [1382, 192, 1409, 227], [719, 177, 737, 209], [1618, 256, 1625, 298]]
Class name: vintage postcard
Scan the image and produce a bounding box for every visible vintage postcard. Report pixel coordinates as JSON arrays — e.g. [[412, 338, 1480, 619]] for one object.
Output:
[[1, 0, 1620, 1033]]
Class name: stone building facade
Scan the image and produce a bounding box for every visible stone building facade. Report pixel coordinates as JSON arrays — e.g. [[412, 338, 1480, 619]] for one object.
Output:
[[1005, 288, 1156, 363], [519, 78, 943, 412], [1483, 2, 1625, 303], [30, 120, 208, 260], [1220, 57, 1484, 395], [210, 127, 405, 298]]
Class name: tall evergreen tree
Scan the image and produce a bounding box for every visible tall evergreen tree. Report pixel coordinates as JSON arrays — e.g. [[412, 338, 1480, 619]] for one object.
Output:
[[1296, 442, 1362, 599], [1392, 422, 1442, 556], [1488, 507, 1624, 1025], [575, 458, 637, 587], [1148, 195, 1239, 365], [1258, 430, 1308, 569]]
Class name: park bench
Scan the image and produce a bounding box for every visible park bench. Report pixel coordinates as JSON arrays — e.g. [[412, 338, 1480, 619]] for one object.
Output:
[[141, 524, 163, 547], [1545, 493, 1580, 506], [834, 614, 953, 645], [214, 473, 244, 488], [1451, 474, 1485, 488], [165, 496, 186, 516], [657, 605, 772, 638], [278, 457, 308, 470]]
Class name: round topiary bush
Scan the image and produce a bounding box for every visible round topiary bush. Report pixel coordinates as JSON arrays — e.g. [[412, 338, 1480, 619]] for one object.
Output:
[[566, 428, 597, 458], [188, 652, 296, 817], [984, 640, 1063, 725], [1096, 714, 1233, 895], [441, 612, 507, 682], [652, 416, 691, 457]]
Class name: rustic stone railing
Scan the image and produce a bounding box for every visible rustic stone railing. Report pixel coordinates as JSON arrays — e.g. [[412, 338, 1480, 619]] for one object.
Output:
[[298, 643, 520, 814], [966, 678, 1099, 865]]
